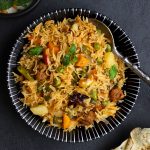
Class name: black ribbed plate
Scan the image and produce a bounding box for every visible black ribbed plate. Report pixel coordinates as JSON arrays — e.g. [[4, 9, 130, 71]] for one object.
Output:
[[7, 8, 140, 142]]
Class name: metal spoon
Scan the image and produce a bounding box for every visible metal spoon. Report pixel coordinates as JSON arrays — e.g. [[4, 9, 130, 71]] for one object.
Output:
[[89, 18, 150, 85]]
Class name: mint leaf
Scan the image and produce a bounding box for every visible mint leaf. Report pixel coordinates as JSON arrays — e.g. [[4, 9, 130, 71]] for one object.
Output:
[[0, 0, 13, 10]]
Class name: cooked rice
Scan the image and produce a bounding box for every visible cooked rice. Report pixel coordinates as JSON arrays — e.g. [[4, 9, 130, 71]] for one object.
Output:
[[14, 16, 125, 131]]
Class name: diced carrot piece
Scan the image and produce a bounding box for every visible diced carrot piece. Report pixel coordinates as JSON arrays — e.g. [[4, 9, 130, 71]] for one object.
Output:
[[90, 69, 97, 75], [34, 38, 41, 45], [95, 105, 103, 111], [90, 69, 97, 80], [75, 54, 89, 67], [48, 42, 60, 54], [27, 35, 41, 45], [28, 35, 33, 41], [43, 48, 50, 65], [63, 113, 71, 129]]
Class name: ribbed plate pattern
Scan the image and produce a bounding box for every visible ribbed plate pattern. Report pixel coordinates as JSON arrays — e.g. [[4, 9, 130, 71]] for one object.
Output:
[[7, 8, 140, 142]]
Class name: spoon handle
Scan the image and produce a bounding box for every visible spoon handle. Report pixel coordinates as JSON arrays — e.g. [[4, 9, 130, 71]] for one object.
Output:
[[124, 58, 150, 85], [114, 47, 150, 85]]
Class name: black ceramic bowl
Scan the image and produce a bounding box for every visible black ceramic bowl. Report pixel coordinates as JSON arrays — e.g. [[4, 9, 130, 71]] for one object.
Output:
[[7, 8, 140, 142], [0, 0, 40, 17]]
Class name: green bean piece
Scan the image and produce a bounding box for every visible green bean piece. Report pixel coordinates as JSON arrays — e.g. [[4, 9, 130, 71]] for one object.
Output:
[[93, 42, 100, 50], [109, 65, 117, 80], [17, 66, 34, 81], [106, 44, 112, 52], [28, 46, 43, 56], [53, 77, 61, 87], [90, 89, 98, 101]]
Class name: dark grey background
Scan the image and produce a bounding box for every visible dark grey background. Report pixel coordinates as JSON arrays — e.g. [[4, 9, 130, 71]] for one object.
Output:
[[0, 0, 150, 150]]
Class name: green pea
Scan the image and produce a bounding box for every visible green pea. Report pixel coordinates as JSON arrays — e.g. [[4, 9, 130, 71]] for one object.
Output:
[[96, 57, 103, 65], [106, 44, 112, 52], [17, 66, 34, 81], [53, 77, 61, 87], [82, 45, 90, 55], [102, 100, 110, 106], [44, 95, 51, 101], [97, 29, 101, 35], [56, 66, 65, 73], [94, 42, 100, 50]]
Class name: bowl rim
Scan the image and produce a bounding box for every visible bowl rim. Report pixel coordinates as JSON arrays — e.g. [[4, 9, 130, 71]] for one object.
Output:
[[7, 8, 141, 142], [0, 0, 40, 17]]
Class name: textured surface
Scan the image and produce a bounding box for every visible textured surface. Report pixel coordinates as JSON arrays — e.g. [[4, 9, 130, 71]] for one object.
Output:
[[7, 8, 140, 143], [0, 0, 150, 150]]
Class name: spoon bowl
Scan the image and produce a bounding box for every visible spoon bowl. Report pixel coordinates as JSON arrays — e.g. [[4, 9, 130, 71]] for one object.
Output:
[[89, 18, 114, 48], [89, 18, 150, 86]]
